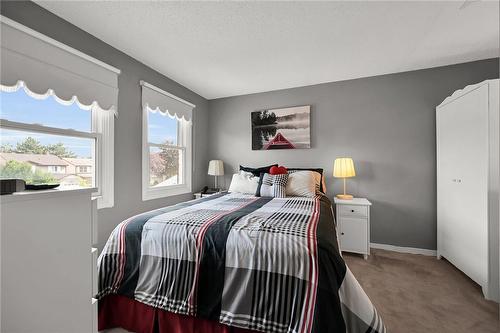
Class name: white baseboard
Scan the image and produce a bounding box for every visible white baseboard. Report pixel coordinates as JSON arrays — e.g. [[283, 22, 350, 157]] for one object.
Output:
[[370, 243, 437, 256]]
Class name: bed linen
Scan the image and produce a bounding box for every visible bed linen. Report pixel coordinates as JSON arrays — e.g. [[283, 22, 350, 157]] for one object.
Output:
[[99, 293, 257, 333], [97, 193, 385, 333]]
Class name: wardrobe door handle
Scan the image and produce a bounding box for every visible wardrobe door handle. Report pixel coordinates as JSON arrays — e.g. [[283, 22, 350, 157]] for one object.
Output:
[[341, 232, 345, 235]]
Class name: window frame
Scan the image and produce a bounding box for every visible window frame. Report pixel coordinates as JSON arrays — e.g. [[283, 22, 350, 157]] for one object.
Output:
[[0, 118, 102, 196], [142, 106, 192, 201], [0, 106, 115, 209], [91, 107, 114, 209]]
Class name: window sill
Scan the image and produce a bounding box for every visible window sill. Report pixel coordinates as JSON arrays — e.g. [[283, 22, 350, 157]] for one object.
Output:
[[1, 187, 97, 204], [142, 184, 191, 201]]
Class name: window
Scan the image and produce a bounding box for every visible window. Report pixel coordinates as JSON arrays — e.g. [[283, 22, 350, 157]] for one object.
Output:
[[78, 166, 90, 173], [141, 81, 194, 201], [1, 17, 119, 209], [0, 87, 98, 188], [47, 166, 67, 174], [148, 111, 181, 186], [142, 108, 192, 200], [0, 84, 114, 208]]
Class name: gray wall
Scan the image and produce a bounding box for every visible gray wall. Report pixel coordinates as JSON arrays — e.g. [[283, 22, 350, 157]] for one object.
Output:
[[2, 2, 499, 251], [1, 1, 210, 249], [208, 59, 499, 250]]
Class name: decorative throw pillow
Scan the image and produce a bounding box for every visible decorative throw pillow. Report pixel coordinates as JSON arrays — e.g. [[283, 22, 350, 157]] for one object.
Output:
[[228, 171, 259, 194], [285, 171, 317, 197], [256, 173, 288, 198], [240, 164, 278, 177], [287, 168, 325, 193], [269, 165, 288, 175]]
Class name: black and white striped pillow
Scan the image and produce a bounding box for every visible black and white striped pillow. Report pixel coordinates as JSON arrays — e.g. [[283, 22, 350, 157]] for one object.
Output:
[[256, 173, 288, 198]]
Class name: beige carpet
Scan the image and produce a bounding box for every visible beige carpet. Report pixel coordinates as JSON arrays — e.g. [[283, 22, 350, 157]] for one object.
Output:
[[344, 249, 499, 333]]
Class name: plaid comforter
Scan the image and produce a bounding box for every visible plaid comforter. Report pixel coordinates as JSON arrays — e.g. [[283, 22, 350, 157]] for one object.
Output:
[[97, 193, 386, 333]]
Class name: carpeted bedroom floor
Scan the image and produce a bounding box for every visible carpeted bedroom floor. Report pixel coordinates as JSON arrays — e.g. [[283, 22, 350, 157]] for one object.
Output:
[[105, 249, 499, 333], [344, 249, 499, 333]]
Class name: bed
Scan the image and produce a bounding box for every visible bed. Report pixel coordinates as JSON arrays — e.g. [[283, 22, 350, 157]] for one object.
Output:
[[97, 192, 386, 333]]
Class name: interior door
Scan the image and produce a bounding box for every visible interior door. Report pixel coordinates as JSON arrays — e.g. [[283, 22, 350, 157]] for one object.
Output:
[[437, 84, 489, 286]]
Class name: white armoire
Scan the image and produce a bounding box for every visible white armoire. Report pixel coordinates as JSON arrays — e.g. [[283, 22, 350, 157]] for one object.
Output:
[[436, 79, 499, 302]]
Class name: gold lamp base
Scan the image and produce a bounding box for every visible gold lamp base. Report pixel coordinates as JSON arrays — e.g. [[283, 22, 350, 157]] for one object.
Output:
[[336, 194, 354, 200]]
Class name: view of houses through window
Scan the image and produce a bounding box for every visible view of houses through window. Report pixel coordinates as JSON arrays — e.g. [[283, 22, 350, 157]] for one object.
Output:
[[147, 109, 182, 188], [0, 88, 95, 188]]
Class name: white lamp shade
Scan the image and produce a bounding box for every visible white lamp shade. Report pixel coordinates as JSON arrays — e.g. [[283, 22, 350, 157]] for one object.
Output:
[[333, 158, 356, 178], [208, 160, 224, 176]]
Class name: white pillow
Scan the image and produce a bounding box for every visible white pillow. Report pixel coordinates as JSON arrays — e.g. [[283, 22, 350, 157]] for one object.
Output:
[[286, 171, 318, 197], [228, 171, 259, 194]]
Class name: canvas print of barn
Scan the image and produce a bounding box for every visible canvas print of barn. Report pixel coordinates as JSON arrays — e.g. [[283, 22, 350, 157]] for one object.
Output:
[[251, 105, 311, 150]]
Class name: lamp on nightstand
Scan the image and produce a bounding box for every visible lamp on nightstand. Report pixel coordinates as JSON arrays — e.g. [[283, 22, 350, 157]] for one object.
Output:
[[333, 157, 356, 200], [208, 160, 224, 190]]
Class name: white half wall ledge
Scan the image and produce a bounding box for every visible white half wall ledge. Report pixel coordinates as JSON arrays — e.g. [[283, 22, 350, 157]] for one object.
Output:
[[370, 243, 437, 256]]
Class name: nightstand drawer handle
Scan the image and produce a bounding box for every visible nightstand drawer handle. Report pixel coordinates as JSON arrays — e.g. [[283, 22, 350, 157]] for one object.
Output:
[[351, 209, 354, 212], [341, 232, 345, 235]]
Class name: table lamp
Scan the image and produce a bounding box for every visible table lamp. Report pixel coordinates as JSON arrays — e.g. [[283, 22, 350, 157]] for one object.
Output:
[[333, 158, 356, 200], [208, 160, 224, 190]]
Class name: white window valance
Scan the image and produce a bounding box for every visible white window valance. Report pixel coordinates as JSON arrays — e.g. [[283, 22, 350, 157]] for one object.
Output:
[[140, 81, 195, 122], [0, 16, 120, 115]]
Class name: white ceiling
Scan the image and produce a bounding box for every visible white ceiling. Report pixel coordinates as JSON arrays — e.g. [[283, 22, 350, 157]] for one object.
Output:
[[35, 1, 499, 99]]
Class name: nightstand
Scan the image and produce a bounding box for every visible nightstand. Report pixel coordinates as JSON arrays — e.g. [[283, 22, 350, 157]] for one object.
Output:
[[334, 197, 371, 259]]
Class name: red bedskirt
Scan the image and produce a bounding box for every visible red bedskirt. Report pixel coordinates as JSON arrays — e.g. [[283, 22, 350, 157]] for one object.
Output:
[[99, 295, 258, 333]]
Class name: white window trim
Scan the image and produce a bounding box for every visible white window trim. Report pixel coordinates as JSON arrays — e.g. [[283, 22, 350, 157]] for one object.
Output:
[[142, 106, 192, 201], [92, 108, 114, 209]]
